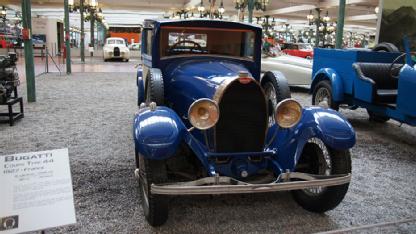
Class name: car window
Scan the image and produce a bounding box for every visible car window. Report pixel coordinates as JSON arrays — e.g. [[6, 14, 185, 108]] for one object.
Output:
[[107, 39, 125, 45], [142, 29, 153, 55], [168, 33, 207, 47], [288, 44, 297, 50], [284, 44, 295, 50], [298, 44, 312, 50], [160, 26, 255, 60]]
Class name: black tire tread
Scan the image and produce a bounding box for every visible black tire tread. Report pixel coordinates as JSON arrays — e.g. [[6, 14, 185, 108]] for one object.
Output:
[[262, 71, 291, 102], [367, 110, 390, 123], [292, 144, 352, 213], [139, 158, 168, 226], [135, 150, 139, 168], [146, 69, 164, 105], [372, 42, 399, 53], [312, 80, 340, 111]]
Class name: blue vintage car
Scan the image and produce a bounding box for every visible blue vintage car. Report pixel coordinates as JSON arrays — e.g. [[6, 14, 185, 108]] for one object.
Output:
[[311, 40, 416, 125], [133, 19, 355, 226]]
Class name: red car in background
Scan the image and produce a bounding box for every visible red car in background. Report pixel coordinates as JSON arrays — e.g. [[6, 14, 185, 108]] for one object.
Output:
[[281, 43, 314, 59], [0, 34, 18, 48]]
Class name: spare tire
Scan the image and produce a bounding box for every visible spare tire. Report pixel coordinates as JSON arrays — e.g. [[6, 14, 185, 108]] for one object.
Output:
[[145, 68, 164, 105], [372, 42, 399, 52]]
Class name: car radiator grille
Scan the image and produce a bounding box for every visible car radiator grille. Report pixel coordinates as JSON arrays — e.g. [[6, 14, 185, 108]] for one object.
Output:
[[215, 80, 268, 153], [114, 47, 120, 57]]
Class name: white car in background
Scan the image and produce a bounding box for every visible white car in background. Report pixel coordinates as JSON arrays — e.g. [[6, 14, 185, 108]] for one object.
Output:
[[129, 43, 141, 51], [103, 37, 130, 62], [261, 53, 312, 86]]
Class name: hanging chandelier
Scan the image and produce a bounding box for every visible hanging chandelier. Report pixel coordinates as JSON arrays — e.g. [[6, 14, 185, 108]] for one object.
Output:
[[197, 0, 226, 19], [234, 0, 269, 12]]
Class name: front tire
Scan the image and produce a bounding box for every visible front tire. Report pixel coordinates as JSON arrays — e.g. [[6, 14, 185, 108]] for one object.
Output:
[[292, 139, 351, 212], [367, 110, 390, 123], [135, 150, 139, 168], [261, 71, 291, 126], [312, 80, 339, 110], [138, 156, 169, 226]]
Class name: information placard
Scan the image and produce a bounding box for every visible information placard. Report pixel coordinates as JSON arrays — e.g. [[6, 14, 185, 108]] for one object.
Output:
[[0, 149, 76, 233]]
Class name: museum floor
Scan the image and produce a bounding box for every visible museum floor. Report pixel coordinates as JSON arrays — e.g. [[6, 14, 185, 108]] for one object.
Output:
[[0, 72, 415, 233], [12, 55, 139, 83]]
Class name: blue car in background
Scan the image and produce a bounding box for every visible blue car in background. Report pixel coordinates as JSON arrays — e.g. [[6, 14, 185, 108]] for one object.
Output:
[[133, 19, 355, 226], [311, 40, 416, 125]]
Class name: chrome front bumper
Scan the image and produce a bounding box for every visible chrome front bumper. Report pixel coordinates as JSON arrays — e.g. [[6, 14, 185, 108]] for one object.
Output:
[[134, 169, 351, 195]]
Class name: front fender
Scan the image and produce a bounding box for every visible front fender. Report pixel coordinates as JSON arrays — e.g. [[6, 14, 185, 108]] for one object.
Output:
[[311, 68, 344, 102], [268, 107, 355, 170], [133, 106, 186, 160]]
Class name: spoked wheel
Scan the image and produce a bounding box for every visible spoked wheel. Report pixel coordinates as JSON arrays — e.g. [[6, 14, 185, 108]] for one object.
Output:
[[262, 72, 291, 126], [312, 80, 339, 110], [138, 156, 168, 226], [264, 82, 279, 126], [292, 138, 351, 212]]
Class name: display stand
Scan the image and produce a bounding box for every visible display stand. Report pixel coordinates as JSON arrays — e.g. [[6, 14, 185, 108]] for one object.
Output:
[[0, 87, 24, 126]]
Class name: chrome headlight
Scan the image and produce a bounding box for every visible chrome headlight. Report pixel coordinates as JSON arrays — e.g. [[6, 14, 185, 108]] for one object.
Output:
[[275, 99, 302, 128], [188, 98, 220, 130]]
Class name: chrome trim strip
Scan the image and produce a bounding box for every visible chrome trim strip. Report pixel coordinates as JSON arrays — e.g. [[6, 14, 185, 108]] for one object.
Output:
[[145, 172, 351, 195]]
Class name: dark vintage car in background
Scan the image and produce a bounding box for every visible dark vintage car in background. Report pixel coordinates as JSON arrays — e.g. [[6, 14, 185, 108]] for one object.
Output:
[[133, 19, 356, 226]]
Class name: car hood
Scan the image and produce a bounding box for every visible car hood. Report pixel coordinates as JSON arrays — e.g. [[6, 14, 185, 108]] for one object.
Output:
[[165, 59, 254, 123], [263, 54, 312, 68], [168, 59, 251, 86]]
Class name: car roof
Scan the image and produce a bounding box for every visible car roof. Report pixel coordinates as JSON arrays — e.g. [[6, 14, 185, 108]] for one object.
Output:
[[144, 19, 262, 32], [284, 42, 310, 45], [106, 37, 125, 41]]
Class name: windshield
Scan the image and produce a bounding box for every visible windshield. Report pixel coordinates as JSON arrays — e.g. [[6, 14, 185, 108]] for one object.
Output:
[[107, 39, 125, 45], [160, 26, 256, 60], [298, 44, 312, 50]]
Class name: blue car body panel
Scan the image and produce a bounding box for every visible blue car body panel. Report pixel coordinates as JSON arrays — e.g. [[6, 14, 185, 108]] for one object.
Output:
[[312, 47, 416, 126], [136, 67, 145, 104], [134, 107, 187, 160], [311, 68, 344, 102], [165, 59, 251, 124], [133, 106, 355, 177], [397, 65, 416, 117], [311, 48, 401, 96], [134, 19, 356, 179]]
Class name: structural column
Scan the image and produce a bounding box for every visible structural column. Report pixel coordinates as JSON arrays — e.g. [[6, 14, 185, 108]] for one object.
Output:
[[80, 0, 85, 62], [247, 0, 255, 23], [315, 8, 321, 47], [336, 0, 346, 49], [102, 23, 107, 41], [64, 0, 71, 74], [21, 0, 36, 102], [90, 16, 94, 56], [90, 16, 95, 47]]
